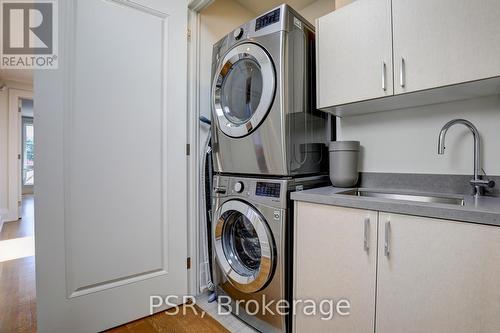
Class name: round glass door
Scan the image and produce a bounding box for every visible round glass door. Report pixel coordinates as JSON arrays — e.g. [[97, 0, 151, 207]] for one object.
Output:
[[220, 58, 263, 125], [214, 200, 275, 293], [213, 43, 276, 138]]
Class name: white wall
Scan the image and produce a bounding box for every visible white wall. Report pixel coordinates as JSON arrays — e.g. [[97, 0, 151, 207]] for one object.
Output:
[[335, 0, 353, 9], [338, 95, 500, 176], [300, 0, 334, 23], [0, 89, 8, 215]]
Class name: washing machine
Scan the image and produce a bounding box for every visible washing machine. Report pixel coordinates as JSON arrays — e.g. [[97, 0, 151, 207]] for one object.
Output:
[[211, 4, 328, 177], [212, 174, 327, 333]]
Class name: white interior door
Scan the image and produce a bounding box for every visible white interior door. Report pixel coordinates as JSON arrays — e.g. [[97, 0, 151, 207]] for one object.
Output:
[[34, 0, 188, 332]]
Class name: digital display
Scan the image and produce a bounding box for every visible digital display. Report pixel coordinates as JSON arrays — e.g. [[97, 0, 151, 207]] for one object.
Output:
[[255, 8, 280, 31], [256, 182, 281, 198]]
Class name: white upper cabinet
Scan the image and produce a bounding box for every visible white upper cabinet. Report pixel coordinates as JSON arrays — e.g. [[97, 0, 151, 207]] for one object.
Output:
[[316, 0, 393, 108], [393, 0, 500, 94], [317, 0, 500, 115]]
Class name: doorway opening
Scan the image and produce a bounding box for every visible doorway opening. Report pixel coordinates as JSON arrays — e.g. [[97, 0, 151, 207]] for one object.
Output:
[[0, 89, 36, 332], [22, 99, 34, 195]]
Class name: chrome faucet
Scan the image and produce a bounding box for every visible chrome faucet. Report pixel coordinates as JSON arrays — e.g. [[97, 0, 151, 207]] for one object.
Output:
[[438, 119, 494, 197]]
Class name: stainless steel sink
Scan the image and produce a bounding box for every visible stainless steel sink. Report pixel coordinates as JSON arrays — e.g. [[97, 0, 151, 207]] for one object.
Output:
[[338, 189, 465, 206]]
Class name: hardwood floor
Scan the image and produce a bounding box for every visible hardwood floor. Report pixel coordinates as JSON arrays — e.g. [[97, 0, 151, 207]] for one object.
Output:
[[0, 196, 238, 333], [106, 305, 230, 333], [0, 195, 37, 333], [0, 195, 34, 241]]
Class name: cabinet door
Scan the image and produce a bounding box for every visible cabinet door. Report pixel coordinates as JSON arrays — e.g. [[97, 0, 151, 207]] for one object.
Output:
[[317, 0, 393, 108], [377, 213, 500, 333], [294, 202, 378, 333], [393, 0, 500, 94]]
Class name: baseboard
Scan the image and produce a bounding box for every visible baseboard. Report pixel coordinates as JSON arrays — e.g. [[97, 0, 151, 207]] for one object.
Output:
[[0, 209, 6, 233], [0, 209, 20, 232], [0, 209, 18, 225]]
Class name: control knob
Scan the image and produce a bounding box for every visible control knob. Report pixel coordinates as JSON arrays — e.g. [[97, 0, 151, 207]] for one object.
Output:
[[234, 181, 244, 193], [233, 27, 244, 40]]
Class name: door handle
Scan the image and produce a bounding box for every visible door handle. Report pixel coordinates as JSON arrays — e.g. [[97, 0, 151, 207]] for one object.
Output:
[[400, 57, 406, 88], [364, 217, 370, 252], [382, 61, 387, 91], [384, 221, 391, 257]]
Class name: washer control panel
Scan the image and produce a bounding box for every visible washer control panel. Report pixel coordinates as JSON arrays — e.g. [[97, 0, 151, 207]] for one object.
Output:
[[213, 175, 326, 211], [255, 181, 281, 198], [214, 176, 287, 207]]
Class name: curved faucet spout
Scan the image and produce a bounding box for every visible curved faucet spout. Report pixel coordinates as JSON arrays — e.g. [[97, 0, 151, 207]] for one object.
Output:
[[437, 119, 482, 196], [438, 119, 480, 155]]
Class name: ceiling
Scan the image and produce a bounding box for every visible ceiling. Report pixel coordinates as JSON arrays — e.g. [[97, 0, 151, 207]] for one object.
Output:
[[235, 0, 318, 14], [0, 69, 33, 84]]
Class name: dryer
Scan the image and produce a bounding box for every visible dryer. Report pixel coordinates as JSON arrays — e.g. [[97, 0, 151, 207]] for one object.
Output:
[[211, 4, 328, 177]]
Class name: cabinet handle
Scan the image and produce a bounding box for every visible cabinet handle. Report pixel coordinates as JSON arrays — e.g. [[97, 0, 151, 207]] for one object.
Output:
[[381, 61, 387, 91], [384, 221, 391, 257], [400, 57, 406, 88], [364, 218, 370, 252]]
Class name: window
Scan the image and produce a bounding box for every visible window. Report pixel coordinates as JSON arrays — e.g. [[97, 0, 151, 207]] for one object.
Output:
[[22, 117, 34, 186]]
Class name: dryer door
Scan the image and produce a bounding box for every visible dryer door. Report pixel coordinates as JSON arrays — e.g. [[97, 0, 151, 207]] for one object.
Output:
[[213, 43, 276, 138], [214, 200, 275, 293]]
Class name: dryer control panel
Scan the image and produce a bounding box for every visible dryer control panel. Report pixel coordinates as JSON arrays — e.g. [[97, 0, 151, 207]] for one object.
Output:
[[255, 8, 280, 31]]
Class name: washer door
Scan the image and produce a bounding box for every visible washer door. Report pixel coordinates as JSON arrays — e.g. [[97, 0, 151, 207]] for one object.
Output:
[[214, 200, 275, 293], [213, 43, 276, 138]]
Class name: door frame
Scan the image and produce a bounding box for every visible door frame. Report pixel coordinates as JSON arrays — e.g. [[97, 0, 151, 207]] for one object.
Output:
[[187, 0, 213, 295], [6, 88, 33, 222]]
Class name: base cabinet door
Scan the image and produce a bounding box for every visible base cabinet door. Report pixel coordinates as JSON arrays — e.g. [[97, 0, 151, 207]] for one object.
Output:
[[294, 202, 378, 333], [376, 213, 500, 333], [392, 0, 500, 94]]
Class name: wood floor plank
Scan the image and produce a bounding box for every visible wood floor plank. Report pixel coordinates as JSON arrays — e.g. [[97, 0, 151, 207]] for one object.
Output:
[[0, 195, 34, 241], [106, 305, 230, 333], [0, 257, 37, 333], [0, 196, 37, 333]]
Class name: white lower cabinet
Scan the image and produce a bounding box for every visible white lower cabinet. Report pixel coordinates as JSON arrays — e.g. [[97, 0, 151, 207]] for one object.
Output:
[[376, 212, 500, 333], [294, 202, 378, 333], [294, 203, 500, 333]]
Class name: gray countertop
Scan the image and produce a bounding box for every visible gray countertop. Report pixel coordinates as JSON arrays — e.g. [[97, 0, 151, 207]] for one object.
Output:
[[291, 186, 500, 227]]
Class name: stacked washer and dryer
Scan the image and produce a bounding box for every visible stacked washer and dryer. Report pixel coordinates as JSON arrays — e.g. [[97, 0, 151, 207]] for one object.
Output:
[[210, 5, 329, 333]]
